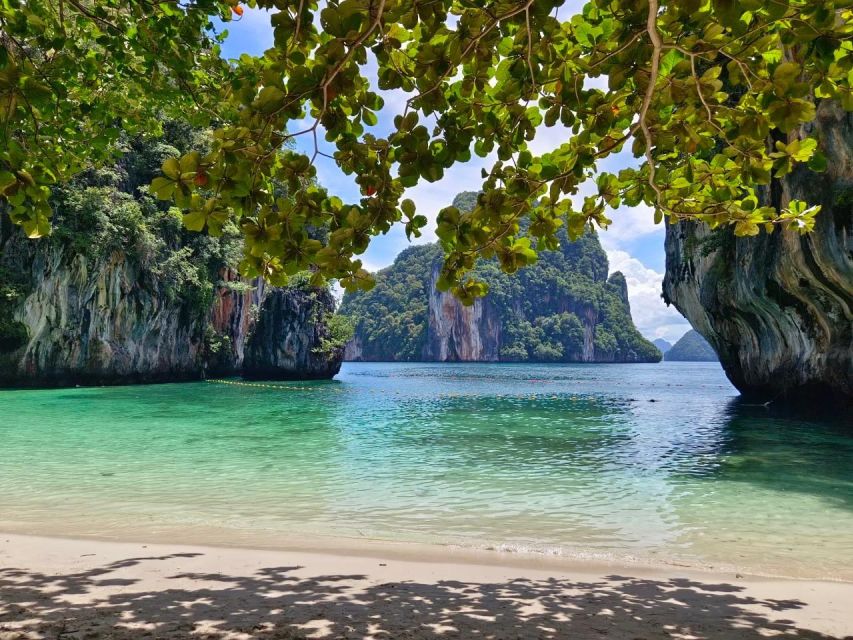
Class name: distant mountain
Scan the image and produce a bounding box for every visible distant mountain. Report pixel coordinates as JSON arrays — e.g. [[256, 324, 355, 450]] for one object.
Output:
[[664, 330, 718, 362], [340, 192, 661, 364], [653, 338, 672, 354]]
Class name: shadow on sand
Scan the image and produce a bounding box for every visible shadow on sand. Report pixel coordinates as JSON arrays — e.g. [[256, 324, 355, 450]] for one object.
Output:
[[0, 552, 849, 639]]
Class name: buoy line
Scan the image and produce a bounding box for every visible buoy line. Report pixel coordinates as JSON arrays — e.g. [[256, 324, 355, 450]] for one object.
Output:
[[205, 379, 325, 391]]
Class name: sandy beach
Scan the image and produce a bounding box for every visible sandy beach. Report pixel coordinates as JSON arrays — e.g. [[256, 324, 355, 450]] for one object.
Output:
[[0, 533, 851, 640]]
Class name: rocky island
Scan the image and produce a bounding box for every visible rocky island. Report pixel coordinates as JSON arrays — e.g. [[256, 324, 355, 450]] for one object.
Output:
[[0, 126, 345, 387], [341, 192, 660, 364], [664, 330, 718, 362]]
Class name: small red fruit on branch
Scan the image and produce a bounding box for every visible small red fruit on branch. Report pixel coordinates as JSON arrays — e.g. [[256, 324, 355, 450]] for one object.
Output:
[[194, 172, 209, 187], [232, 5, 244, 17], [365, 186, 376, 196]]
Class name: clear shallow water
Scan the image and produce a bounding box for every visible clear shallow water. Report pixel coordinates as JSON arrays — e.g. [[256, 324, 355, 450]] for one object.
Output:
[[1, 362, 851, 579]]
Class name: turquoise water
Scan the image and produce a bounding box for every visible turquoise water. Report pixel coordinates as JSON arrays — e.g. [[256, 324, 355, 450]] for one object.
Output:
[[1, 362, 851, 579]]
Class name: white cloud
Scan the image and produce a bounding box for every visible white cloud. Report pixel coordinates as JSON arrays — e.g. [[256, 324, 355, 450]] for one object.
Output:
[[597, 202, 665, 260], [605, 249, 690, 343]]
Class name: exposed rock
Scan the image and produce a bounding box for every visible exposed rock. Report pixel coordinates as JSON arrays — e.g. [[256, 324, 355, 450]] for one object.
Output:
[[0, 244, 206, 386], [343, 333, 364, 362], [208, 269, 267, 375], [663, 102, 852, 404], [0, 124, 344, 387], [0, 235, 342, 387], [423, 263, 501, 361], [243, 287, 344, 380]]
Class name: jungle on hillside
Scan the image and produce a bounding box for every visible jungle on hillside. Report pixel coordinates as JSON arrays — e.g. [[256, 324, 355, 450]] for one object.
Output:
[[340, 193, 660, 363]]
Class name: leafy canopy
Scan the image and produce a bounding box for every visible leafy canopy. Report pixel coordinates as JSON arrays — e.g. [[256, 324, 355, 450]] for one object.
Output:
[[2, 0, 852, 300]]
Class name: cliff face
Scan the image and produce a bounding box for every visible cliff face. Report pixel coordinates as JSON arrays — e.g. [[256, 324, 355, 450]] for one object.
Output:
[[341, 195, 661, 364], [243, 287, 344, 380], [0, 122, 341, 386], [0, 126, 343, 387], [0, 245, 206, 386], [663, 102, 852, 403], [0, 235, 342, 386], [208, 270, 267, 375], [422, 264, 501, 361]]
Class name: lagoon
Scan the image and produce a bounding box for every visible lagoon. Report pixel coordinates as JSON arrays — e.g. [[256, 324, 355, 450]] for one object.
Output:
[[1, 362, 851, 580]]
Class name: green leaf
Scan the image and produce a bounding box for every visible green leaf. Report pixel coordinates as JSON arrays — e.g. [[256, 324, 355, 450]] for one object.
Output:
[[734, 220, 760, 236], [788, 138, 817, 162], [712, 0, 745, 28], [179, 152, 201, 173], [773, 61, 801, 94], [0, 171, 16, 194], [767, 99, 816, 132], [807, 150, 828, 172], [22, 209, 51, 239], [161, 158, 181, 180], [255, 86, 287, 115], [150, 177, 176, 200], [183, 210, 207, 232]]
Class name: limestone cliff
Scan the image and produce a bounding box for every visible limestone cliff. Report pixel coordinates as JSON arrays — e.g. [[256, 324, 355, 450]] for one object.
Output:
[[0, 231, 343, 386], [243, 287, 344, 380], [208, 270, 267, 375], [422, 263, 502, 361], [341, 197, 660, 364], [0, 242, 207, 386], [663, 102, 852, 404], [0, 127, 343, 387]]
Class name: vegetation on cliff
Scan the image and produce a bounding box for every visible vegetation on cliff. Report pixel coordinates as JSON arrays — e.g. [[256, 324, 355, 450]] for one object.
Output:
[[338, 244, 436, 361], [0, 264, 28, 353], [0, 123, 243, 358], [664, 330, 718, 362], [340, 193, 660, 363]]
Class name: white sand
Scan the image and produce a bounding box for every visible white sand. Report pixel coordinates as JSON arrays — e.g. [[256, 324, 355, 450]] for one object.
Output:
[[0, 533, 851, 639]]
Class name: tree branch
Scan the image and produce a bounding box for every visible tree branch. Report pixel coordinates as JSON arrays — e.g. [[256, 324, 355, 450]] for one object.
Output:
[[639, 0, 663, 208]]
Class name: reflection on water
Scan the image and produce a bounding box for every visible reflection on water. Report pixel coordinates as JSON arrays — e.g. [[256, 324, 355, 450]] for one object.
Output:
[[0, 362, 850, 579], [713, 400, 853, 510]]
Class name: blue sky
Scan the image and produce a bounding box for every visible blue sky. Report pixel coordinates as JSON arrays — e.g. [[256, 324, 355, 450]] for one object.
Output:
[[215, 8, 691, 343]]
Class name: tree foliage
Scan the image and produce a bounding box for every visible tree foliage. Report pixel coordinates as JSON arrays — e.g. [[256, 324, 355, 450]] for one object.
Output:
[[2, 0, 852, 300], [0, 1, 231, 235]]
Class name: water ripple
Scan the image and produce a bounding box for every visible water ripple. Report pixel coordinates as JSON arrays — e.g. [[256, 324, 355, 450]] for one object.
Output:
[[0, 362, 851, 580]]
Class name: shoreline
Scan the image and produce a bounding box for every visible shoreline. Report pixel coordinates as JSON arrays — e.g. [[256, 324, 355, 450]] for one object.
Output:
[[0, 520, 853, 584], [1, 532, 852, 639], [2, 523, 849, 585]]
